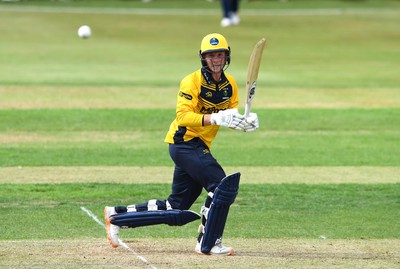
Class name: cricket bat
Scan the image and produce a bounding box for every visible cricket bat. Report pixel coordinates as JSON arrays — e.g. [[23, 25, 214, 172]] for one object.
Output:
[[244, 38, 266, 118]]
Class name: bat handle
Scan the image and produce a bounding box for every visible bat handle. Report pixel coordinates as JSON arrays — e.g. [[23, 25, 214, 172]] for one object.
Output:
[[244, 103, 251, 119]]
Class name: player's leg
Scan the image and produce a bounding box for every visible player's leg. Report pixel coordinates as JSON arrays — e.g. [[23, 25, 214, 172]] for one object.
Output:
[[220, 0, 232, 27], [198, 172, 240, 255], [105, 141, 205, 248], [230, 0, 240, 25], [168, 165, 204, 210], [105, 204, 200, 248], [231, 0, 239, 13], [105, 200, 172, 248], [168, 138, 225, 191], [116, 199, 173, 213], [105, 196, 201, 248], [187, 144, 239, 255], [170, 138, 237, 255]]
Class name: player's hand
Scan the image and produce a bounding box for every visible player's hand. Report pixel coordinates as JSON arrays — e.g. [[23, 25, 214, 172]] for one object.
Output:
[[243, 113, 259, 132], [210, 109, 246, 131]]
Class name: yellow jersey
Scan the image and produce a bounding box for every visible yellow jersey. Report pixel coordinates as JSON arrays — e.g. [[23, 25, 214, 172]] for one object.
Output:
[[165, 68, 239, 149]]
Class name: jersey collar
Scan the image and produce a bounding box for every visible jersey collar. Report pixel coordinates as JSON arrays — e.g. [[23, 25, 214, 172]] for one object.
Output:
[[201, 67, 226, 85]]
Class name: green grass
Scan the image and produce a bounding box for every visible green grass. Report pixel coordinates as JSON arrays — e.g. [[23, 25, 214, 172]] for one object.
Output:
[[1, 108, 399, 166], [0, 0, 399, 247], [2, 0, 400, 9], [1, 3, 400, 89], [2, 108, 399, 132], [1, 183, 399, 240], [237, 183, 400, 238]]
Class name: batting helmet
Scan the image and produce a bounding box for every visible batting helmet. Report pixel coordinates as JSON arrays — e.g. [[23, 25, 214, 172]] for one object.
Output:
[[199, 33, 231, 71]]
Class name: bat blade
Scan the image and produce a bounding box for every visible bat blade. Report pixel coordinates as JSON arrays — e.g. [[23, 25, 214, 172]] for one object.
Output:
[[244, 38, 266, 118]]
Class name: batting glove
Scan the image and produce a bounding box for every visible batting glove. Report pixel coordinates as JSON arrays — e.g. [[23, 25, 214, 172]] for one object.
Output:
[[210, 109, 246, 131], [243, 113, 259, 132]]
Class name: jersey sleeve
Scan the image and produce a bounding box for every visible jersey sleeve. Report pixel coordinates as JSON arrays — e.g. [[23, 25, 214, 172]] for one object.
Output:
[[226, 73, 240, 110], [175, 73, 204, 127]]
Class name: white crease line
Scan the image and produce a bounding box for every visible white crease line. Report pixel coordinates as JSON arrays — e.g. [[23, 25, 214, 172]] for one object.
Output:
[[80, 206, 158, 269], [81, 206, 106, 228]]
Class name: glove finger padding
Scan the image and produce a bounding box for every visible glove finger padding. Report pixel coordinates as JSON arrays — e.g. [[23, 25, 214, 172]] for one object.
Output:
[[211, 109, 246, 130], [230, 114, 246, 130], [244, 113, 259, 132]]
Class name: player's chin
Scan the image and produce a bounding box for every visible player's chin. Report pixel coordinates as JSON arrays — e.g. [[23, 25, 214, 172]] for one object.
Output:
[[211, 67, 223, 73]]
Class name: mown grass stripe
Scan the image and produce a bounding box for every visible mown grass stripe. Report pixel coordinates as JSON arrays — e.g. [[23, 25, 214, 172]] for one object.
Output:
[[1, 166, 399, 184], [1, 108, 399, 131], [1, 183, 398, 239], [1, 6, 399, 16]]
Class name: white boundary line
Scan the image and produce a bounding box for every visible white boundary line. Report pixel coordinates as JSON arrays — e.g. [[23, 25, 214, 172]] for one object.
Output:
[[0, 6, 399, 16], [80, 206, 158, 269]]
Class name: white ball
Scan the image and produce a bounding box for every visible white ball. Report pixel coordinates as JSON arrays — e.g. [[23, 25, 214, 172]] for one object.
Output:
[[78, 25, 91, 39]]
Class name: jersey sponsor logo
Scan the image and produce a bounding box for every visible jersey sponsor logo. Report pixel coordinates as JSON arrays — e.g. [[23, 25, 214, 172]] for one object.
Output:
[[200, 107, 225, 114], [206, 91, 213, 98], [179, 91, 193, 100]]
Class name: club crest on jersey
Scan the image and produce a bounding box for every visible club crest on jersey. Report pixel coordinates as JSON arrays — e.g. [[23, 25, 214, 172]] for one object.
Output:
[[179, 91, 192, 100], [210, 38, 219, 46]]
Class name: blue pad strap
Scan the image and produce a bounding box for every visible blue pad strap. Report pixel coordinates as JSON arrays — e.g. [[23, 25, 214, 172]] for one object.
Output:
[[201, 172, 240, 253], [110, 210, 200, 228]]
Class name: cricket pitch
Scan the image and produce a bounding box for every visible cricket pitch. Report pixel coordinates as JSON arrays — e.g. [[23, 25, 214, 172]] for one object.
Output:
[[1, 238, 399, 269]]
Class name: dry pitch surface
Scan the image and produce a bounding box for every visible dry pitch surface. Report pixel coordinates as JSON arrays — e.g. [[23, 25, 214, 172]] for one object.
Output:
[[1, 238, 399, 269]]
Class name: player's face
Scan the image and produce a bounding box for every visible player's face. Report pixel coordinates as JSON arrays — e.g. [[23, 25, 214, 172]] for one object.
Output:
[[204, 51, 227, 73]]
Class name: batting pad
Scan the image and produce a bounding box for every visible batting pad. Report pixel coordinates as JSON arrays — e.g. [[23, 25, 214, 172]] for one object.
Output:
[[201, 172, 240, 253], [110, 209, 200, 228]]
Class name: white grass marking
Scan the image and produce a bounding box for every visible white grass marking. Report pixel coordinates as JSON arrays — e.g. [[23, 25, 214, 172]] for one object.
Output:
[[80, 206, 158, 269], [80, 206, 106, 228]]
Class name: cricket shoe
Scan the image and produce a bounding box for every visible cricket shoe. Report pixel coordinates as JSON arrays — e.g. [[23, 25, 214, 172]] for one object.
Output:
[[104, 206, 120, 248], [230, 13, 240, 26], [195, 238, 235, 255], [220, 17, 232, 27]]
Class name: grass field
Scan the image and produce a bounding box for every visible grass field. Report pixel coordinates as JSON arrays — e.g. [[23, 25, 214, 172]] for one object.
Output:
[[0, 1, 400, 268]]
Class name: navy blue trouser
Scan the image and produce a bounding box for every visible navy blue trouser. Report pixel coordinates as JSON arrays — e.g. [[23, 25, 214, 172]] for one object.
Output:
[[167, 138, 226, 210], [120, 138, 226, 214], [221, 0, 239, 18]]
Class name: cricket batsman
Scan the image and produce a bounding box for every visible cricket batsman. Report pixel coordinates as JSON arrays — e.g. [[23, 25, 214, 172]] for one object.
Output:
[[104, 33, 259, 255]]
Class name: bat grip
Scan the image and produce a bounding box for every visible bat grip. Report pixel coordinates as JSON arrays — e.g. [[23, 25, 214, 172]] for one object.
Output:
[[244, 103, 251, 119]]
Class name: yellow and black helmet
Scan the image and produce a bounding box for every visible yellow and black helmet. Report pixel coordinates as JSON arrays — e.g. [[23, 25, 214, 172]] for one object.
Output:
[[200, 33, 230, 55], [199, 33, 231, 71]]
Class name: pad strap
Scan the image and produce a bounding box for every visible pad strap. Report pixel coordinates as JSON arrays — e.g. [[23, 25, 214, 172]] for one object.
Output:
[[148, 199, 158, 211]]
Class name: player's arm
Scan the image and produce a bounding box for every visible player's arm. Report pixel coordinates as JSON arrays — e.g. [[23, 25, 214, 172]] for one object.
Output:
[[176, 73, 245, 130], [176, 89, 244, 130], [175, 76, 205, 127], [226, 74, 240, 110], [206, 75, 245, 130]]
